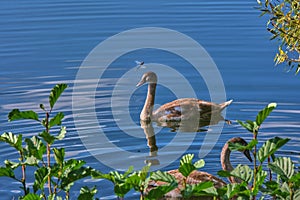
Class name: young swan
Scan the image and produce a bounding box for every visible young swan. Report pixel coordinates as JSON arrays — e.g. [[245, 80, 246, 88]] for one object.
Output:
[[137, 71, 233, 124], [146, 137, 252, 199]]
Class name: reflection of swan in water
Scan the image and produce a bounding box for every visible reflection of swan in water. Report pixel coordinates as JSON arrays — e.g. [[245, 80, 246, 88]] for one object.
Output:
[[140, 120, 160, 165], [137, 71, 232, 131], [146, 137, 252, 199]]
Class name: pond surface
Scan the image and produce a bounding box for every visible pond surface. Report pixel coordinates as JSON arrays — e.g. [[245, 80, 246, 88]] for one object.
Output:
[[0, 0, 299, 199]]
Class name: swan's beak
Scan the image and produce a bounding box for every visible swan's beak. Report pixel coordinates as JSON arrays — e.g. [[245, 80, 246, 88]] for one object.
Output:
[[136, 79, 145, 87], [244, 150, 253, 162]]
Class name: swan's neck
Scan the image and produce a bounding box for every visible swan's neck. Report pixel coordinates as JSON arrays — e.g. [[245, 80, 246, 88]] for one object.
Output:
[[221, 142, 237, 183], [221, 142, 241, 183], [140, 83, 156, 121]]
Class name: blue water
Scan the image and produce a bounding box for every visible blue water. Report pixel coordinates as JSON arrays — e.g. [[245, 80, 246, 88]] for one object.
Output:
[[1, 0, 299, 199]]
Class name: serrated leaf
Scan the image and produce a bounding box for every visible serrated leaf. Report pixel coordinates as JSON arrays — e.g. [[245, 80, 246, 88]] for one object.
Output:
[[124, 165, 134, 177], [146, 181, 177, 199], [114, 182, 132, 197], [0, 167, 15, 178], [268, 157, 294, 182], [256, 103, 277, 126], [49, 84, 67, 110], [139, 164, 150, 181], [150, 171, 176, 183], [0, 132, 23, 151], [8, 109, 39, 122], [49, 112, 64, 128], [53, 148, 65, 166], [194, 159, 205, 169], [22, 193, 41, 200], [237, 120, 257, 133], [91, 169, 109, 179], [252, 166, 267, 195], [217, 170, 231, 177], [24, 155, 39, 166], [60, 159, 90, 191], [229, 139, 258, 151], [5, 160, 21, 170], [230, 165, 253, 184], [225, 182, 250, 199], [258, 137, 290, 163], [290, 172, 300, 186], [179, 163, 196, 178], [180, 154, 194, 166], [39, 131, 55, 145], [25, 136, 46, 160], [126, 173, 140, 185], [55, 126, 67, 140], [78, 186, 98, 200], [183, 181, 217, 198], [33, 167, 50, 192], [61, 166, 92, 192]]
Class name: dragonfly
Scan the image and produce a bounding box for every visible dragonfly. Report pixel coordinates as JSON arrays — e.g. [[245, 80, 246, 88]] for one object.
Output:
[[135, 60, 146, 70]]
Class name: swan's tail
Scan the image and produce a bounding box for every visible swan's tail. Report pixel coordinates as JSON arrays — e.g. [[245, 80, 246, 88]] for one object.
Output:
[[219, 99, 233, 110]]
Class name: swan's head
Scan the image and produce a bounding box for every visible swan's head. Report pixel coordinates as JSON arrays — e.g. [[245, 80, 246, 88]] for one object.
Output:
[[136, 71, 158, 87], [229, 137, 253, 162]]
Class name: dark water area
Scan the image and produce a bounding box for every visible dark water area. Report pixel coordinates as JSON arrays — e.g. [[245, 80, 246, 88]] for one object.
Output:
[[0, 0, 299, 199]]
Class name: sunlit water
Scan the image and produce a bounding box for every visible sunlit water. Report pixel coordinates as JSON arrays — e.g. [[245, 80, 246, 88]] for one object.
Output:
[[1, 0, 299, 199]]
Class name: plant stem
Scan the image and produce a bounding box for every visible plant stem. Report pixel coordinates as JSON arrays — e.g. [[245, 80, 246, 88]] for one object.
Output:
[[19, 150, 28, 196], [268, 156, 272, 181], [252, 130, 258, 200], [45, 112, 52, 195]]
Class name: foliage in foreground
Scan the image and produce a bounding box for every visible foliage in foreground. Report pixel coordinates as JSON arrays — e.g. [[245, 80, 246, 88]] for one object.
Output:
[[0, 84, 299, 200], [257, 0, 300, 74], [0, 84, 97, 200]]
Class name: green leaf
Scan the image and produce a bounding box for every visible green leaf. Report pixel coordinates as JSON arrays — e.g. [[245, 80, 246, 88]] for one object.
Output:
[[256, 102, 277, 126], [262, 180, 289, 198], [124, 165, 134, 177], [53, 148, 65, 166], [257, 137, 290, 163], [225, 182, 250, 199], [8, 109, 39, 122], [237, 120, 258, 133], [229, 139, 258, 151], [139, 164, 150, 181], [56, 126, 67, 140], [230, 165, 253, 184], [25, 136, 46, 160], [179, 163, 196, 178], [146, 181, 177, 200], [217, 170, 231, 177], [78, 186, 98, 200], [179, 154, 196, 177], [39, 131, 55, 145], [0, 167, 15, 178], [60, 159, 91, 191], [290, 172, 300, 186], [24, 155, 39, 166], [150, 171, 177, 183], [114, 182, 132, 197], [4, 160, 21, 170], [180, 154, 194, 165], [194, 159, 205, 169], [91, 169, 109, 180], [22, 193, 42, 200], [49, 83, 68, 110], [0, 132, 23, 151], [183, 181, 217, 198], [33, 167, 50, 192], [268, 157, 295, 182], [49, 112, 64, 128], [126, 173, 140, 185], [252, 166, 267, 195]]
